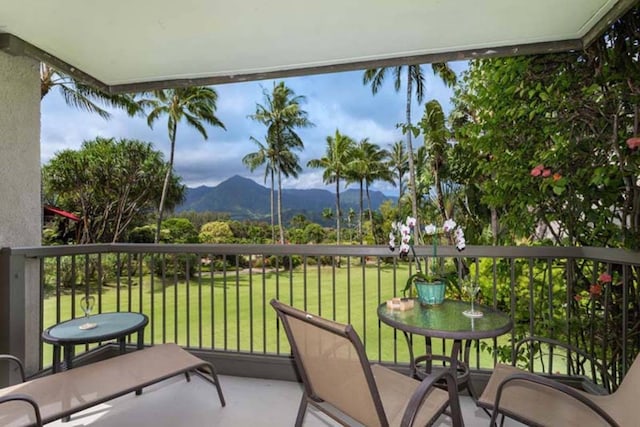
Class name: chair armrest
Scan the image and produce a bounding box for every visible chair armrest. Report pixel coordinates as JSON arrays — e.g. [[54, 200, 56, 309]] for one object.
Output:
[[513, 336, 611, 393], [400, 370, 463, 427], [492, 371, 619, 427], [0, 393, 43, 426], [0, 354, 25, 383]]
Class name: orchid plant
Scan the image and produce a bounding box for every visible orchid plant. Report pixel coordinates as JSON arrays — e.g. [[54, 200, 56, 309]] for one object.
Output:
[[388, 216, 466, 294]]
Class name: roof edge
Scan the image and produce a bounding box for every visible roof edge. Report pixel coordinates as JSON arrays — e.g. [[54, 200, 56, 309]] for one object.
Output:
[[0, 31, 601, 94], [0, 34, 109, 92], [582, 0, 638, 47]]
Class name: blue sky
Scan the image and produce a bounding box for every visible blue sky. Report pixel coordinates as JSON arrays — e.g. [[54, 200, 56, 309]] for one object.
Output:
[[41, 61, 467, 195]]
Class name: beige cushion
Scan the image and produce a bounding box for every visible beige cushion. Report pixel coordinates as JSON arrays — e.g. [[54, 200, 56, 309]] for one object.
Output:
[[372, 364, 449, 427], [0, 343, 217, 426], [479, 363, 625, 426]]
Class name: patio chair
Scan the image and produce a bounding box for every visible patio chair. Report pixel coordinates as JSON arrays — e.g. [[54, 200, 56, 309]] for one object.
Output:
[[270, 299, 463, 427], [0, 343, 225, 426], [478, 336, 637, 426]]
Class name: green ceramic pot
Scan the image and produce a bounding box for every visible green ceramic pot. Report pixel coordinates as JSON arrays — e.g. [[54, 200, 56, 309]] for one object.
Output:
[[415, 280, 445, 306]]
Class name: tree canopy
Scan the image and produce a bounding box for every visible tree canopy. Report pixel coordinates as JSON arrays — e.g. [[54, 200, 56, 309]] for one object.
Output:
[[42, 137, 184, 243], [450, 25, 640, 249]]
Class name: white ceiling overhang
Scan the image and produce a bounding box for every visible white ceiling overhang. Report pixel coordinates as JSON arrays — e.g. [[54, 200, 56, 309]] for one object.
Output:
[[0, 0, 637, 93]]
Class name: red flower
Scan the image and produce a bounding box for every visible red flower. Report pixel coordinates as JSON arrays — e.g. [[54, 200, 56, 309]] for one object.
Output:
[[598, 273, 612, 283], [627, 137, 640, 150], [590, 283, 602, 296], [542, 169, 552, 177], [574, 294, 583, 302]]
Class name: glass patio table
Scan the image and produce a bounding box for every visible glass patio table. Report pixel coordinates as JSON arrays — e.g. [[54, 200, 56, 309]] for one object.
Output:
[[42, 312, 148, 373], [377, 299, 512, 398]]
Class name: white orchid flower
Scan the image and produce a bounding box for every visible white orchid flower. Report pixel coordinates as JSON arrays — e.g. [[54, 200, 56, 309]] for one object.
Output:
[[443, 219, 457, 232], [424, 224, 437, 235], [454, 227, 466, 251], [399, 242, 410, 254]]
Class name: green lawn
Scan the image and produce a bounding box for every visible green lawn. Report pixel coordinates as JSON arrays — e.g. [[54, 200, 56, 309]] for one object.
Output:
[[42, 262, 505, 370]]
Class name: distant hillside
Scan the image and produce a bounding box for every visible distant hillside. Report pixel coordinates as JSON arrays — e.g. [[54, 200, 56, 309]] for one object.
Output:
[[176, 175, 395, 225]]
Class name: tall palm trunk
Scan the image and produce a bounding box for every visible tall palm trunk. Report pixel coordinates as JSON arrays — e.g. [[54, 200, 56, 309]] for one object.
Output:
[[358, 180, 364, 244], [398, 176, 404, 213], [269, 170, 276, 243], [366, 183, 375, 243], [155, 123, 177, 243], [335, 178, 341, 245], [277, 169, 285, 244], [405, 71, 419, 232], [434, 161, 447, 221]]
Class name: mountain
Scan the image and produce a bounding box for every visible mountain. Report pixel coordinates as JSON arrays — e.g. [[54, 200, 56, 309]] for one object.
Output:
[[176, 175, 395, 224]]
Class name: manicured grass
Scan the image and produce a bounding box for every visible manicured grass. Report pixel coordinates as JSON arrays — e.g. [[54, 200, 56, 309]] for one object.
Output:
[[42, 261, 505, 370]]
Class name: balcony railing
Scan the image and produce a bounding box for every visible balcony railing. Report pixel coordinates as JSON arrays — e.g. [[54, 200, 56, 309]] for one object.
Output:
[[1, 244, 639, 390]]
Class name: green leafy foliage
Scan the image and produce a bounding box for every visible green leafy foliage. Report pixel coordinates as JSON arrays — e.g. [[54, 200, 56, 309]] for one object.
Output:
[[199, 221, 234, 244], [447, 6, 640, 371], [42, 137, 184, 243], [452, 50, 639, 248], [160, 218, 199, 244]]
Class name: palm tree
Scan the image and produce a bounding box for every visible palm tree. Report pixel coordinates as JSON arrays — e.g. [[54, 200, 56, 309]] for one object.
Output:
[[347, 208, 357, 242], [348, 139, 394, 243], [420, 100, 450, 221], [242, 136, 277, 243], [387, 140, 409, 211], [364, 145, 394, 243], [307, 130, 355, 245], [249, 81, 313, 244], [40, 64, 140, 119], [363, 63, 456, 233], [143, 87, 226, 242], [346, 139, 368, 244], [272, 130, 303, 244]]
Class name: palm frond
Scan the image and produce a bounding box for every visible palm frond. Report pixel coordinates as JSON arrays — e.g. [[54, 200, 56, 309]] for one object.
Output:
[[363, 68, 387, 94], [410, 66, 426, 104], [431, 63, 457, 87], [184, 113, 209, 140], [58, 84, 111, 119]]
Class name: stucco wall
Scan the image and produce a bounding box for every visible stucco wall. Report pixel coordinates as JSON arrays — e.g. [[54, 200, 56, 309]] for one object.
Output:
[[0, 51, 41, 247], [0, 51, 41, 378]]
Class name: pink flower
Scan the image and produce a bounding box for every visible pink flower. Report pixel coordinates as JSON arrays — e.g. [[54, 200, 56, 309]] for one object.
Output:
[[627, 137, 640, 150], [530, 164, 544, 177], [542, 169, 552, 177], [574, 294, 583, 302], [590, 283, 602, 296], [598, 273, 612, 283]]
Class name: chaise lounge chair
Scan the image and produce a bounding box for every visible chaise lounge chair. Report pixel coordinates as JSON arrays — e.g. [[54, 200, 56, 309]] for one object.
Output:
[[271, 299, 463, 427], [478, 337, 637, 426], [0, 343, 225, 426]]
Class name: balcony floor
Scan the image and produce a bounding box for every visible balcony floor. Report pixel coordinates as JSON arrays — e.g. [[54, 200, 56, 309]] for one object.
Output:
[[47, 374, 524, 426]]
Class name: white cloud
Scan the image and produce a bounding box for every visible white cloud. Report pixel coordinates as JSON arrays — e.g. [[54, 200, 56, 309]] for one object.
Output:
[[40, 63, 467, 194]]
